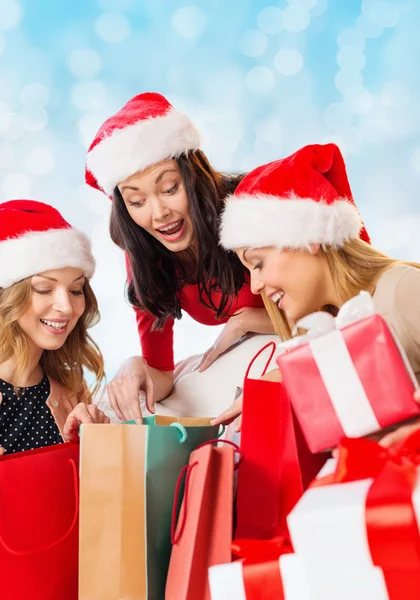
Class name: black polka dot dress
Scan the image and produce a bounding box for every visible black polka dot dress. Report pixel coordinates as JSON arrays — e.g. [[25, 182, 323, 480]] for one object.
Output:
[[0, 376, 63, 454]]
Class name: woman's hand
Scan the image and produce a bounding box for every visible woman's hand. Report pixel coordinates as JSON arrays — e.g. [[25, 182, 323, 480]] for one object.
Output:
[[197, 315, 246, 372], [211, 393, 243, 432], [197, 308, 275, 372], [107, 356, 156, 423], [63, 403, 110, 443], [210, 367, 282, 432], [379, 389, 420, 447]]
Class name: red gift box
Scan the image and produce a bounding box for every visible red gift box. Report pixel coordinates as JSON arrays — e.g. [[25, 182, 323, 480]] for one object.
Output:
[[286, 433, 420, 600], [208, 537, 313, 600], [277, 292, 419, 453]]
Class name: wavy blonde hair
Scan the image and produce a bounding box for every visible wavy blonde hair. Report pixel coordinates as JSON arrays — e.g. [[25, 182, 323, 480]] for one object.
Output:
[[0, 278, 104, 401], [263, 237, 420, 341]]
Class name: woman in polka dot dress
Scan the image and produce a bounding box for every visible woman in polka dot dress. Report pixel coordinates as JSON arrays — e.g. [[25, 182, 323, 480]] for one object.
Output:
[[0, 199, 109, 456]]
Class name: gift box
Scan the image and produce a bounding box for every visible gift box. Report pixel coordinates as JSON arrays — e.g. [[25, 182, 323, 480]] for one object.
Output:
[[208, 553, 312, 600], [277, 292, 419, 453], [287, 434, 420, 574], [304, 567, 420, 600]]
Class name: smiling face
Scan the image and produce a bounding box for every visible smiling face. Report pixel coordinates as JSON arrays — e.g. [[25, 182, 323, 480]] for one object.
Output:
[[17, 267, 87, 353], [239, 245, 335, 323], [117, 159, 194, 253]]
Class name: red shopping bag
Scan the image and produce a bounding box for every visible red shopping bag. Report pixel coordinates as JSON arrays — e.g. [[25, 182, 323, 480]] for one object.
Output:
[[0, 442, 80, 600], [235, 342, 327, 539], [165, 440, 238, 600]]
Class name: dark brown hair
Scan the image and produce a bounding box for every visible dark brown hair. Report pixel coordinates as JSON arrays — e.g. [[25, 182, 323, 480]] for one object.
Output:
[[110, 150, 246, 328]]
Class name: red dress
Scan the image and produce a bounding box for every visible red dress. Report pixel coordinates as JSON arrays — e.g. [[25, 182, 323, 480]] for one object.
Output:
[[126, 256, 264, 371]]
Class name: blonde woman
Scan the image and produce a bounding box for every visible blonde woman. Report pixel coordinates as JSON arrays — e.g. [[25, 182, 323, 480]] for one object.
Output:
[[0, 200, 109, 455], [213, 143, 420, 445]]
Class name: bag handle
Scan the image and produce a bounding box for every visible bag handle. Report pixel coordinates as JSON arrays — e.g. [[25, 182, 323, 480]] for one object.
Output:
[[0, 458, 79, 556], [170, 440, 242, 545], [245, 341, 277, 380]]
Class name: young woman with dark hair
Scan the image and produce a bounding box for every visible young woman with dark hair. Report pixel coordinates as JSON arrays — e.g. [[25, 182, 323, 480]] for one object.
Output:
[[86, 92, 275, 422]]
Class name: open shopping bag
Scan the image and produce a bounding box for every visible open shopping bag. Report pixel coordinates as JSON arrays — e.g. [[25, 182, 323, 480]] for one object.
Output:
[[166, 439, 239, 600], [79, 416, 220, 600], [236, 342, 327, 539], [0, 442, 80, 600]]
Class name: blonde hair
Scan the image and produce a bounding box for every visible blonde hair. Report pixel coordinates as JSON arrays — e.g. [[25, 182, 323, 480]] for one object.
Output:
[[0, 278, 105, 401], [263, 237, 420, 341]]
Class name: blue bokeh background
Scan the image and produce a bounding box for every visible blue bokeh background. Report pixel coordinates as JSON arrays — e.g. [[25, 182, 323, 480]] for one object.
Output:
[[0, 0, 419, 377]]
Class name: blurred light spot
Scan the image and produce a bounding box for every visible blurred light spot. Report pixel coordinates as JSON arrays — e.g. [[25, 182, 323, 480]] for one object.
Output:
[[0, 0, 22, 31], [337, 28, 366, 49], [257, 7, 283, 34], [0, 141, 14, 167], [274, 48, 303, 76], [171, 6, 206, 40], [287, 0, 317, 9], [0, 108, 24, 141], [95, 12, 131, 44], [381, 80, 410, 108], [25, 146, 55, 175], [78, 112, 111, 148], [411, 147, 420, 174], [336, 125, 363, 153], [359, 105, 389, 142], [20, 83, 50, 108], [356, 14, 383, 38], [71, 81, 107, 111], [343, 87, 373, 114], [362, 0, 399, 28], [96, 0, 134, 9], [335, 70, 364, 94], [255, 117, 283, 144], [2, 173, 32, 199], [337, 47, 366, 71], [68, 48, 102, 79], [311, 0, 328, 15], [0, 34, 6, 56], [282, 6, 310, 32], [324, 102, 352, 130], [21, 107, 48, 132], [239, 29, 268, 57], [246, 66, 275, 93]]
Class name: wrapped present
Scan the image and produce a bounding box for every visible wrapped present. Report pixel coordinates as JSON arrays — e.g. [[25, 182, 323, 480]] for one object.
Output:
[[287, 432, 420, 574], [208, 537, 312, 599], [277, 291, 419, 453], [304, 567, 420, 600]]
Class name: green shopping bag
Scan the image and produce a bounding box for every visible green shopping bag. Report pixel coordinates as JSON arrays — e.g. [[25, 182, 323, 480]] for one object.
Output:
[[79, 416, 220, 600]]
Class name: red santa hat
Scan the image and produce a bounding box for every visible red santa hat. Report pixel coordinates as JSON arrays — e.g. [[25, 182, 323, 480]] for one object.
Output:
[[220, 143, 370, 250], [85, 92, 201, 196], [0, 200, 95, 290]]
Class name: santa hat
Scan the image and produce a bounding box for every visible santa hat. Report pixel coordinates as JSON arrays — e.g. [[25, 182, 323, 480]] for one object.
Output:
[[0, 200, 95, 290], [85, 92, 201, 196], [220, 143, 370, 250]]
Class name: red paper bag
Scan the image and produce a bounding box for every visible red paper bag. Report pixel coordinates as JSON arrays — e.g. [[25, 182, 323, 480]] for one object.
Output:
[[165, 441, 235, 600], [0, 442, 80, 600], [236, 343, 326, 539]]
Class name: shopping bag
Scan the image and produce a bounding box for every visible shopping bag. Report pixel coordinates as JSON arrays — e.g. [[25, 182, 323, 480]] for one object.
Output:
[[236, 342, 327, 539], [79, 417, 220, 600], [0, 442, 80, 600], [166, 439, 239, 600]]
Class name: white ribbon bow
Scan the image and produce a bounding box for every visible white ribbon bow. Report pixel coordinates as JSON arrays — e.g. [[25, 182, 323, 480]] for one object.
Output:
[[278, 291, 376, 353]]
